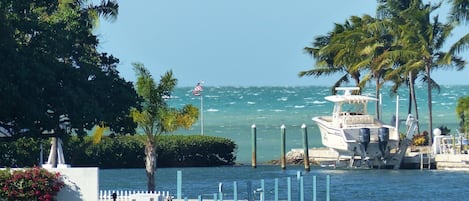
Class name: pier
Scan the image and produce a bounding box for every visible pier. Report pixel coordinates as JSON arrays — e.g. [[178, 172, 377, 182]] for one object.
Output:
[[285, 147, 437, 169]]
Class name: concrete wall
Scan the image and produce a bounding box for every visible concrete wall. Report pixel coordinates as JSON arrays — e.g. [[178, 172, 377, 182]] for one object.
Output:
[[435, 154, 469, 169], [46, 167, 99, 201]]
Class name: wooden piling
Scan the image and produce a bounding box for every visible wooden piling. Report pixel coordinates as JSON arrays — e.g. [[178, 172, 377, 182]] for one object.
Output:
[[302, 124, 310, 171], [281, 124, 286, 169], [251, 124, 257, 168]]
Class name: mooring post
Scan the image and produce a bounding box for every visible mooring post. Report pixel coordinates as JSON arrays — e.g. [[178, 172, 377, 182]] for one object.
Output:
[[326, 175, 331, 201], [233, 181, 238, 201], [300, 176, 304, 201], [302, 124, 310, 171], [281, 124, 286, 169], [312, 175, 317, 201], [247, 181, 252, 201], [219, 182, 223, 201], [274, 178, 279, 201], [251, 124, 257, 168], [297, 171, 301, 201], [177, 170, 182, 200], [287, 177, 292, 201]]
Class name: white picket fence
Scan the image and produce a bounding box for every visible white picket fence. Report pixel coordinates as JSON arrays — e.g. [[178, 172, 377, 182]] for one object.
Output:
[[98, 190, 172, 201]]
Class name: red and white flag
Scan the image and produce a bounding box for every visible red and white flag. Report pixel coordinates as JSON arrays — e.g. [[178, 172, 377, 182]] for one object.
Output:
[[192, 82, 203, 96]]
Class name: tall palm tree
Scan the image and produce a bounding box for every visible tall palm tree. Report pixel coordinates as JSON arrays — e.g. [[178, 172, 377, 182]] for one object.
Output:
[[398, 0, 465, 143], [447, 0, 469, 63], [300, 21, 362, 94], [377, 0, 423, 129], [130, 62, 199, 191]]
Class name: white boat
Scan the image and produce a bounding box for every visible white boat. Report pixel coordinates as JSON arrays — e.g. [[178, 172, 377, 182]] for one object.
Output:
[[312, 87, 401, 167]]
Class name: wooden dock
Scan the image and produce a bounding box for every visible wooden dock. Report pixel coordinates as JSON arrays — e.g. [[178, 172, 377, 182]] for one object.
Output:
[[287, 146, 436, 169]]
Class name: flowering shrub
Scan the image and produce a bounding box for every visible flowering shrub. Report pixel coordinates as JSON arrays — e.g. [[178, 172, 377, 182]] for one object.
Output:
[[412, 131, 429, 146], [0, 167, 64, 201]]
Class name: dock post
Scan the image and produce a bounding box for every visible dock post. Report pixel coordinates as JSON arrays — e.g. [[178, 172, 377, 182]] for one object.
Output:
[[260, 179, 265, 201], [198, 195, 202, 201], [302, 124, 310, 171], [287, 177, 292, 201], [300, 176, 304, 201], [420, 152, 423, 170], [326, 175, 330, 201], [312, 175, 317, 201], [213, 193, 217, 201], [233, 181, 238, 201], [219, 182, 223, 201], [251, 124, 257, 168], [281, 124, 286, 169], [247, 181, 252, 201], [274, 178, 279, 201], [177, 170, 182, 200], [297, 171, 301, 201]]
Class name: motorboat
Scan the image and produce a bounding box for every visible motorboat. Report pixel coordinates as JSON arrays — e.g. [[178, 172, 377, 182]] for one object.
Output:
[[312, 87, 401, 167]]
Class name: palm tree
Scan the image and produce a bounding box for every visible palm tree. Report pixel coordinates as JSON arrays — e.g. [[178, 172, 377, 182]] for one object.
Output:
[[447, 0, 469, 65], [300, 21, 362, 94], [398, 0, 465, 144], [130, 62, 199, 191]]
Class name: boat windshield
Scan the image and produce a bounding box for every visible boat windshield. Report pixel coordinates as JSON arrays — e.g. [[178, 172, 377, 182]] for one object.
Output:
[[341, 102, 366, 115]]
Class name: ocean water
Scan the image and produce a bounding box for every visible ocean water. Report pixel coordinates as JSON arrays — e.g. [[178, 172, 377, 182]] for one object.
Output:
[[100, 85, 469, 201], [166, 85, 469, 163], [99, 166, 469, 201]]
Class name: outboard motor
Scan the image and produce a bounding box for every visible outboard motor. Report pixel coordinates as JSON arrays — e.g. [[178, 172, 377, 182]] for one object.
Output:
[[358, 128, 370, 160], [378, 127, 389, 159]]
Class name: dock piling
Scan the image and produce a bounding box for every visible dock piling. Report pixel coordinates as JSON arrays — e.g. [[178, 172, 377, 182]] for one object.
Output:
[[251, 124, 257, 168], [302, 124, 310, 171], [177, 170, 182, 200], [281, 125, 286, 169]]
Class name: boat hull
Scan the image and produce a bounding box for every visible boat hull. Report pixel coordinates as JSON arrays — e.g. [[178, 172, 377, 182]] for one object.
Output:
[[313, 116, 400, 161]]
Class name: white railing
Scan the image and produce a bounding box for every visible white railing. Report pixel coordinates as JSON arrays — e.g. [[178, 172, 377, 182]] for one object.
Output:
[[99, 190, 171, 201]]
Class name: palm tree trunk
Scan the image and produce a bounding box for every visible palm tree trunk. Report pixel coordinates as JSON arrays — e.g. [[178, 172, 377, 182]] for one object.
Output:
[[145, 141, 157, 192], [409, 72, 420, 134], [375, 79, 380, 120], [50, 137, 58, 167], [407, 81, 412, 115], [426, 64, 433, 146]]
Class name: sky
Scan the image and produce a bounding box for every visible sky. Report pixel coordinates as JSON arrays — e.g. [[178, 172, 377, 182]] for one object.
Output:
[[95, 0, 469, 87]]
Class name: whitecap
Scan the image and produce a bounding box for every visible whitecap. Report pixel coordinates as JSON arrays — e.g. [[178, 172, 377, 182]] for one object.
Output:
[[277, 97, 288, 101], [294, 105, 305, 108], [207, 108, 219, 112], [271, 109, 285, 112], [313, 100, 327, 104], [247, 101, 256, 105]]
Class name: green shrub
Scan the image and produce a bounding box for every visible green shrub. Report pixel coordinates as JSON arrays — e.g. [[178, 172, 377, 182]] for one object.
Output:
[[156, 135, 237, 167], [0, 135, 237, 168]]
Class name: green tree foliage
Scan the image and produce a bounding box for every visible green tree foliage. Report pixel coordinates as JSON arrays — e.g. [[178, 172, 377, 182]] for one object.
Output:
[[457, 96, 469, 133], [130, 62, 199, 191], [300, 0, 467, 138], [0, 0, 138, 138], [156, 135, 237, 167]]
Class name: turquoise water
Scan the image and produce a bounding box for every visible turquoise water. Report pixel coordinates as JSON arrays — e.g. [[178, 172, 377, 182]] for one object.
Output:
[[166, 85, 469, 163], [99, 166, 469, 201], [100, 85, 469, 201]]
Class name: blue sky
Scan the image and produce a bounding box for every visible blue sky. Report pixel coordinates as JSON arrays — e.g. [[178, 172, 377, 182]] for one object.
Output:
[[95, 0, 468, 87]]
